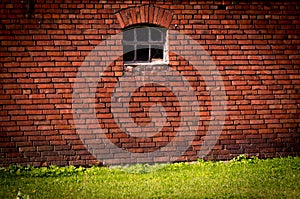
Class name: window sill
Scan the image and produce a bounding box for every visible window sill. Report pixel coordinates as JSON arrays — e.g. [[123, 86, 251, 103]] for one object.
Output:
[[124, 61, 169, 72]]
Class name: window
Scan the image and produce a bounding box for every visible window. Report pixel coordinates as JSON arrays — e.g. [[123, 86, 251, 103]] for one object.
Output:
[[123, 26, 167, 64]]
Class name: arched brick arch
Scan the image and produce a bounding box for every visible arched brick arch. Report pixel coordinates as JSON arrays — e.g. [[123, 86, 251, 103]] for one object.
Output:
[[115, 5, 173, 29]]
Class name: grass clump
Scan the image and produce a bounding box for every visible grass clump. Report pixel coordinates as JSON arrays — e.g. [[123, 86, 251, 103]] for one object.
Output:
[[1, 165, 87, 177], [0, 156, 299, 198]]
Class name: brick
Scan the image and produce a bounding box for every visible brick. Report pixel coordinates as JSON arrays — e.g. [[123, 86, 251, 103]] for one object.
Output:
[[1, 1, 300, 166]]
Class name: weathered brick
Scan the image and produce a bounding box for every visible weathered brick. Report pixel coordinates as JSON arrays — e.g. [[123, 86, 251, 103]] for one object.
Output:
[[0, 0, 299, 166]]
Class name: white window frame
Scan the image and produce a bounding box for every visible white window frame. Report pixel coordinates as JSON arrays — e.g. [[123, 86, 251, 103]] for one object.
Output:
[[123, 26, 168, 65]]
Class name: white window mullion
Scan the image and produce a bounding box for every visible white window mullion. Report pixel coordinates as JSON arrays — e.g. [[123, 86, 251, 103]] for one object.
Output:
[[134, 44, 137, 62]]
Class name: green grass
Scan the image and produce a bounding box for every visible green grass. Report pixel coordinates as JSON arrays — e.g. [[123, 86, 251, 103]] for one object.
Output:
[[1, 156, 299, 199]]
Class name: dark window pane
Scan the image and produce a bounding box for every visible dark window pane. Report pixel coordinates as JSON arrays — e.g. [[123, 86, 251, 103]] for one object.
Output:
[[136, 45, 149, 61], [123, 29, 134, 41], [136, 28, 149, 41], [151, 45, 164, 60], [123, 45, 135, 61], [123, 26, 166, 63], [150, 28, 162, 41]]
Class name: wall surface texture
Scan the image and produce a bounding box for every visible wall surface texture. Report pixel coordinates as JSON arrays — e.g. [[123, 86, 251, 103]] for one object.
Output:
[[0, 0, 299, 166]]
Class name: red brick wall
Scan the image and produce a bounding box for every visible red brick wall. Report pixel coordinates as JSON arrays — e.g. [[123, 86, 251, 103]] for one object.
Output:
[[0, 0, 299, 166]]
